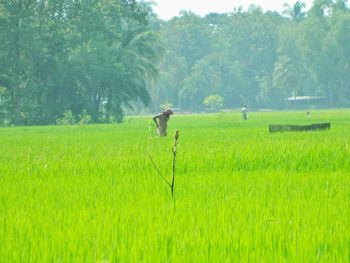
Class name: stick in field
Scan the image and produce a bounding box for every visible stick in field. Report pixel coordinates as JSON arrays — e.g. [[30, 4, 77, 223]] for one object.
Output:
[[148, 153, 171, 188], [148, 130, 180, 197]]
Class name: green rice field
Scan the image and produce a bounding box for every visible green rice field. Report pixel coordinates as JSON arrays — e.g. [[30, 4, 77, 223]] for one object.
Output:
[[0, 110, 349, 262]]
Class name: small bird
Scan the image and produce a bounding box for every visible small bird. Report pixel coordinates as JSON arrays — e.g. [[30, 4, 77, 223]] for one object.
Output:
[[173, 130, 180, 153], [174, 130, 180, 142]]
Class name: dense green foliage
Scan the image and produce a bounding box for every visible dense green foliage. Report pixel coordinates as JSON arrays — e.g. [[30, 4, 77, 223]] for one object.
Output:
[[0, 110, 349, 261], [1, 1, 350, 126], [154, 1, 350, 111], [0, 0, 160, 125]]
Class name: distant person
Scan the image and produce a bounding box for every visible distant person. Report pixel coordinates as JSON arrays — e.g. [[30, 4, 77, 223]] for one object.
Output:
[[241, 105, 248, 120], [153, 108, 174, 136], [306, 111, 311, 117]]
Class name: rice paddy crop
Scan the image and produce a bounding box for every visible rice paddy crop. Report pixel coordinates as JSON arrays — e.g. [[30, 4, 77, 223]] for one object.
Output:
[[0, 110, 349, 262]]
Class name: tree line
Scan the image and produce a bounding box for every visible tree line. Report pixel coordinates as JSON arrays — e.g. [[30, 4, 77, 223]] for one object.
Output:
[[0, 0, 349, 126], [0, 0, 160, 125], [153, 0, 350, 112]]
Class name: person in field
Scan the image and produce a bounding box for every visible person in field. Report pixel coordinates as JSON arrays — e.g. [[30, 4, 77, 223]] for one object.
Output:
[[153, 108, 174, 136], [241, 105, 248, 120]]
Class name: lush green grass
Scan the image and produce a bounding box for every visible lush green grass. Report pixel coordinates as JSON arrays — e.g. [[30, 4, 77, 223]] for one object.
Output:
[[0, 110, 349, 262]]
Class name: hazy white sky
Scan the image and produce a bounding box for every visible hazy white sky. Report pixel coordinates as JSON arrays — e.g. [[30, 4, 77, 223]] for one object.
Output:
[[152, 0, 314, 20]]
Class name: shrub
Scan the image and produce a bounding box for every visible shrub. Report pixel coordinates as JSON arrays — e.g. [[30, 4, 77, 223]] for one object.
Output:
[[78, 110, 91, 125], [203, 94, 224, 112], [56, 110, 76, 125]]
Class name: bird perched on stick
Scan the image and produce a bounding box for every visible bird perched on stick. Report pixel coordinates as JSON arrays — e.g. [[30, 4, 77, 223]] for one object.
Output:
[[173, 130, 180, 152], [174, 130, 179, 143]]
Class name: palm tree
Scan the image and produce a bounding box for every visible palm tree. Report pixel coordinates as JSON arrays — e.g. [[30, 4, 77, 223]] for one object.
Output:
[[283, 1, 307, 22], [308, 0, 332, 17], [272, 56, 298, 100], [105, 29, 162, 121]]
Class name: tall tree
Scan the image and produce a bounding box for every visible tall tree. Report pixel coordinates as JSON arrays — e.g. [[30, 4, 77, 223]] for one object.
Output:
[[273, 56, 298, 99], [0, 0, 160, 125], [283, 1, 307, 22]]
